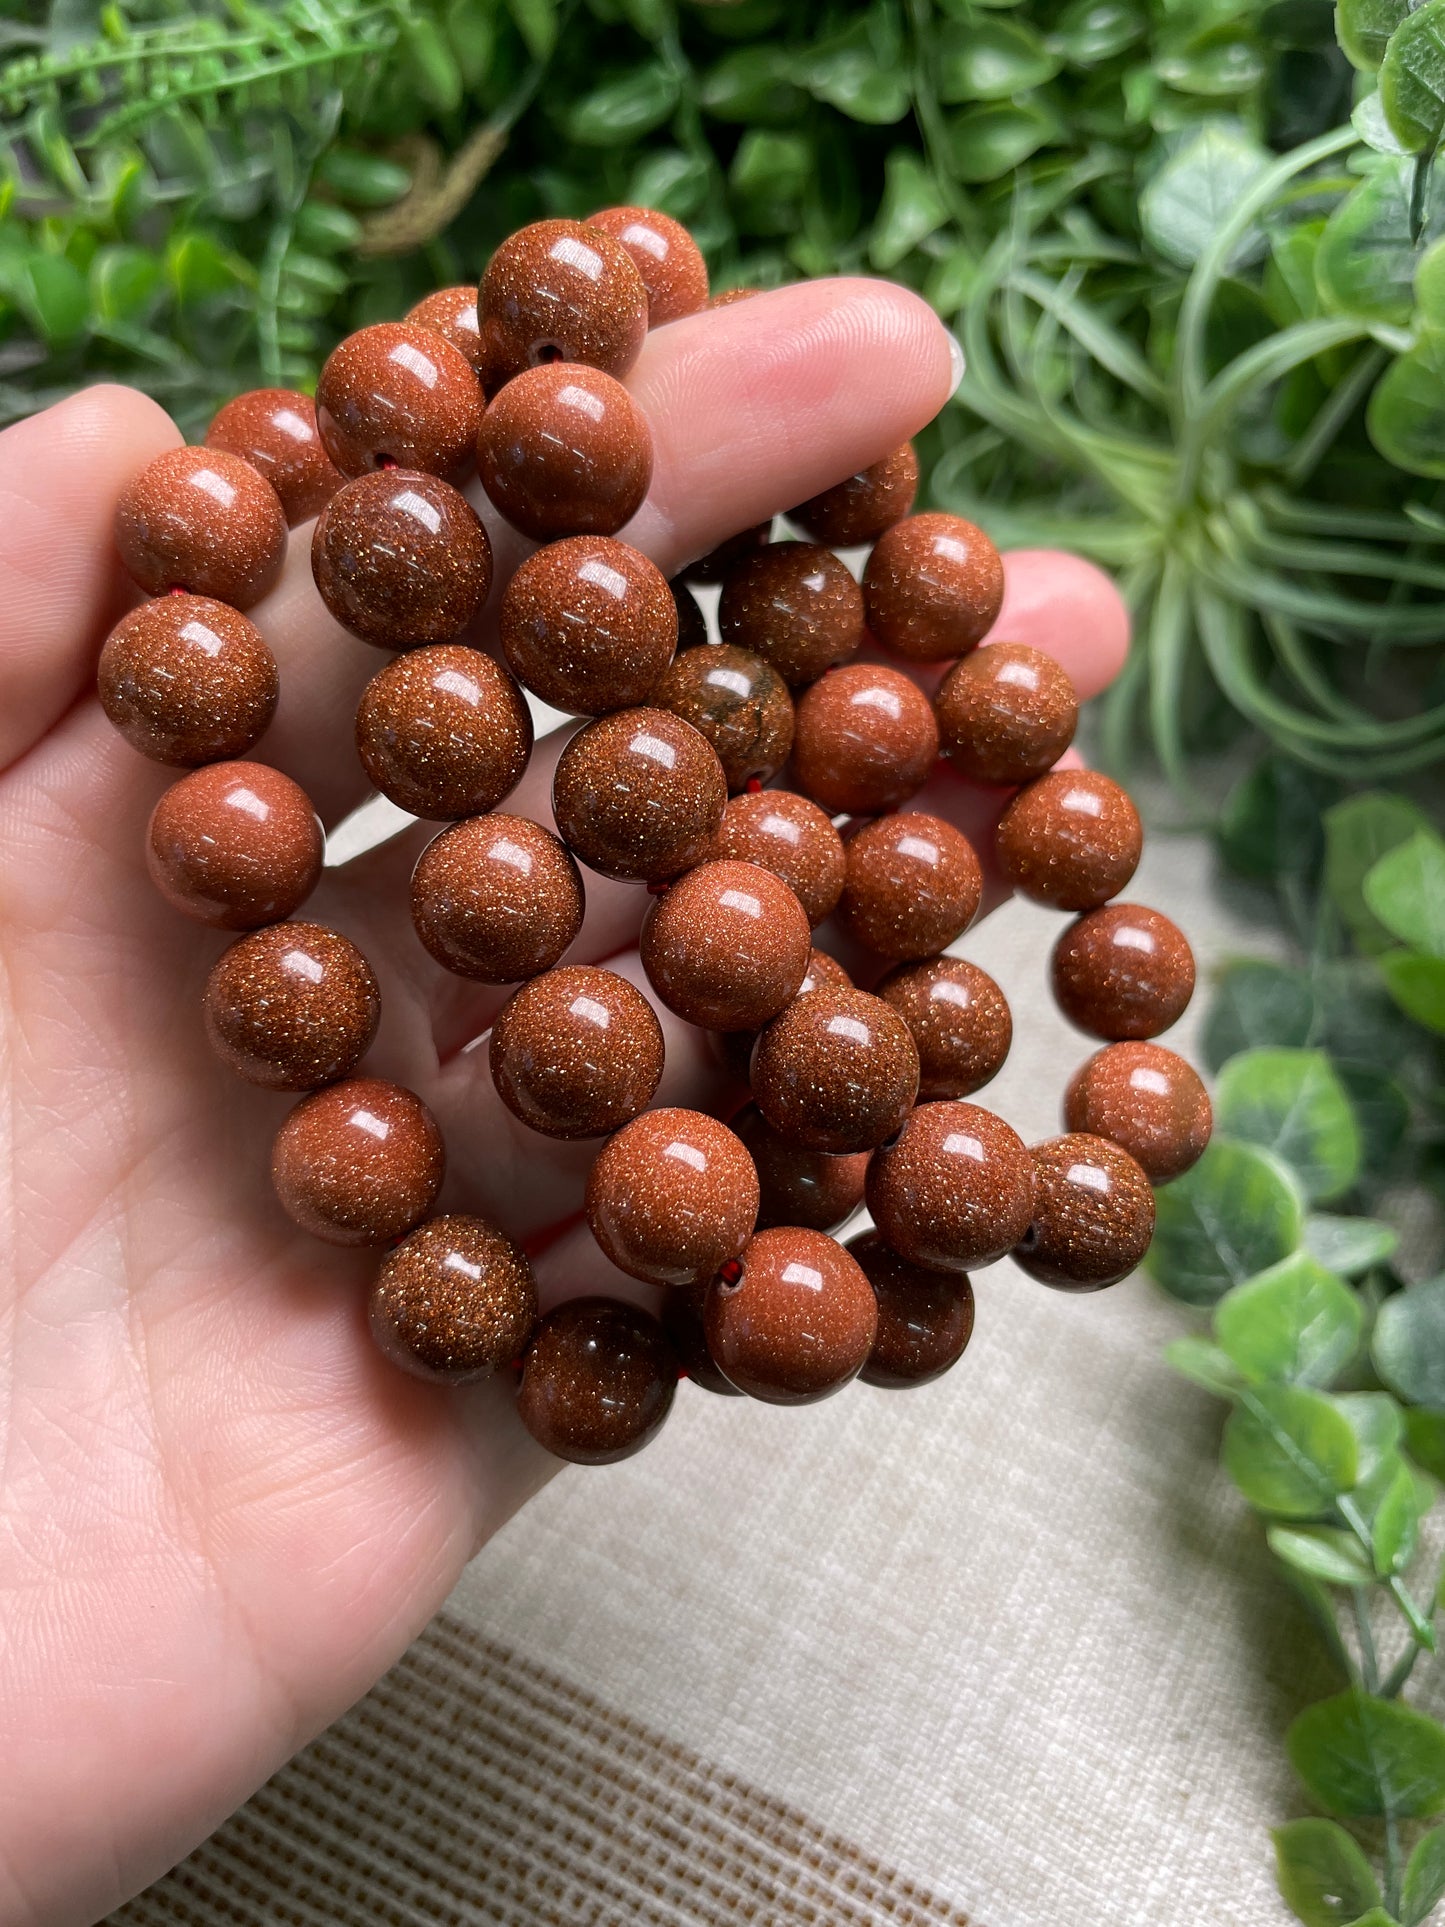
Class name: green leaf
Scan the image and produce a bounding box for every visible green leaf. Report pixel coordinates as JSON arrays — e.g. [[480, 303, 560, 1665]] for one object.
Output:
[[870, 149, 949, 271], [797, 10, 911, 123], [1374, 1275, 1445, 1406], [563, 65, 680, 145], [1268, 1526, 1377, 1587], [1165, 1335, 1247, 1395], [1337, 1392, 1406, 1482], [1148, 1140, 1305, 1305], [1273, 1816, 1383, 1926], [1048, 0, 1145, 63], [1324, 794, 1434, 957], [1354, 89, 1411, 156], [1371, 1457, 1423, 1575], [1405, 1407, 1445, 1481], [1204, 962, 1316, 1070], [937, 16, 1059, 101], [506, 0, 558, 60], [1316, 156, 1445, 326], [1402, 1822, 1445, 1926], [1139, 122, 1271, 270], [945, 101, 1058, 182], [314, 150, 411, 207], [1215, 1253, 1363, 1386], [1218, 756, 1336, 884], [88, 243, 160, 326], [1364, 831, 1445, 958], [1215, 1049, 1362, 1203], [1380, 0, 1445, 153], [729, 130, 810, 233], [1337, 0, 1411, 71], [1368, 330, 1445, 478], [1378, 952, 1445, 1033], [402, 16, 463, 115], [1304, 1215, 1400, 1277], [699, 46, 807, 124], [1288, 1690, 1445, 1819], [1340, 1911, 1404, 1926], [1224, 1386, 1360, 1516]]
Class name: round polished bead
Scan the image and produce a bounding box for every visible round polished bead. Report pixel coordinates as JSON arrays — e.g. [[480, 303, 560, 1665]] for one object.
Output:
[[98, 594, 278, 766], [272, 1077, 443, 1245], [479, 218, 649, 387], [203, 921, 379, 1089], [356, 645, 531, 820], [995, 769, 1142, 912], [478, 363, 653, 542], [1064, 1041, 1212, 1183], [848, 1230, 976, 1390], [866, 1101, 1034, 1273], [732, 1102, 867, 1234], [791, 663, 940, 816], [586, 205, 709, 324], [205, 388, 343, 526], [315, 322, 482, 482], [641, 859, 810, 1031], [706, 947, 854, 1085], [652, 643, 794, 792], [876, 956, 1012, 1101], [490, 965, 664, 1139], [671, 578, 709, 651], [681, 521, 771, 586], [411, 814, 583, 983], [518, 1297, 677, 1464], [662, 1284, 742, 1396], [788, 443, 918, 548], [372, 1215, 537, 1383], [551, 707, 726, 883], [115, 447, 287, 608], [405, 286, 487, 375], [717, 542, 864, 687], [798, 948, 854, 996], [936, 642, 1078, 787], [704, 1226, 876, 1405], [147, 762, 322, 929], [710, 286, 765, 308], [709, 789, 845, 927], [864, 512, 1004, 662], [1051, 903, 1195, 1040], [312, 471, 492, 650], [586, 1107, 759, 1288], [499, 536, 676, 715], [752, 987, 919, 1154], [1016, 1134, 1155, 1290], [837, 811, 982, 960]]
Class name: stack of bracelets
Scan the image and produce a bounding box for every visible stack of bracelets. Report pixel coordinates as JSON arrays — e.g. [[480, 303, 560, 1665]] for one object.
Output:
[[96, 207, 1212, 1466]]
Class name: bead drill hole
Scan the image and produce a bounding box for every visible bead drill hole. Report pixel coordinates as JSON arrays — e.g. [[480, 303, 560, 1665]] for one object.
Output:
[[532, 341, 565, 365]]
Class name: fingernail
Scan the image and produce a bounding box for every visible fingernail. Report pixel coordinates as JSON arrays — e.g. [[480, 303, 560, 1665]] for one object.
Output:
[[945, 328, 965, 398]]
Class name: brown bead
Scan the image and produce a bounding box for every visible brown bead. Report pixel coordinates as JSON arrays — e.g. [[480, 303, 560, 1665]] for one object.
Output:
[[788, 443, 919, 548], [876, 957, 1012, 1101], [272, 1077, 443, 1246], [406, 286, 487, 375], [709, 789, 845, 927], [205, 388, 343, 526], [315, 322, 482, 483], [710, 286, 765, 309], [1064, 1042, 1212, 1183], [552, 707, 726, 883], [837, 812, 982, 961], [652, 644, 794, 792], [732, 1102, 867, 1234], [995, 770, 1142, 912], [312, 471, 492, 650], [935, 643, 1078, 787], [671, 578, 709, 651], [866, 1101, 1034, 1273], [705, 947, 853, 1085], [490, 965, 664, 1139], [411, 814, 583, 984], [717, 542, 864, 688], [848, 1230, 975, 1390], [203, 921, 379, 1089], [641, 859, 810, 1031], [372, 1215, 537, 1383], [792, 663, 940, 817], [586, 1107, 759, 1288], [147, 762, 322, 929], [863, 513, 1005, 662], [1015, 1134, 1155, 1291], [1051, 903, 1195, 1041], [704, 1226, 876, 1405], [479, 219, 649, 388], [478, 363, 652, 543], [680, 521, 772, 586], [662, 1284, 742, 1396], [355, 645, 531, 820], [500, 536, 677, 715], [753, 987, 918, 1154], [98, 594, 278, 766], [586, 206, 710, 325], [115, 446, 287, 608], [518, 1297, 677, 1464]]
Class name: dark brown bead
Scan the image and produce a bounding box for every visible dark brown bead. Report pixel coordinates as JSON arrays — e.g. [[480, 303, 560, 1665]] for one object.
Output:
[[792, 664, 940, 817], [499, 536, 676, 715], [1051, 904, 1195, 1041], [315, 322, 482, 483], [752, 987, 918, 1154], [98, 594, 278, 766], [1015, 1134, 1155, 1291], [717, 542, 864, 687], [671, 578, 709, 651], [641, 859, 810, 1031], [372, 1215, 537, 1383], [662, 1284, 742, 1396], [788, 443, 919, 548], [478, 363, 653, 542], [935, 643, 1078, 787], [406, 286, 487, 375], [552, 707, 726, 883], [876, 957, 1011, 1101], [848, 1230, 975, 1390], [652, 644, 794, 792], [490, 965, 664, 1139], [709, 789, 845, 927], [147, 762, 322, 929], [586, 1107, 759, 1288], [411, 814, 583, 983], [586, 205, 709, 325], [479, 219, 649, 388], [115, 447, 287, 608], [680, 521, 771, 586], [732, 1102, 867, 1234], [518, 1297, 677, 1464], [205, 388, 343, 527], [203, 921, 379, 1089], [837, 812, 982, 961], [355, 645, 531, 820], [799, 948, 853, 996], [866, 1101, 1034, 1273], [272, 1077, 443, 1245], [311, 471, 492, 650], [863, 512, 1004, 662], [704, 1226, 876, 1405], [995, 770, 1142, 912], [1064, 1042, 1212, 1183]]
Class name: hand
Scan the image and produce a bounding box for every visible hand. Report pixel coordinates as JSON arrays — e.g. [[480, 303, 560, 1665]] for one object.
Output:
[[0, 281, 1128, 1926]]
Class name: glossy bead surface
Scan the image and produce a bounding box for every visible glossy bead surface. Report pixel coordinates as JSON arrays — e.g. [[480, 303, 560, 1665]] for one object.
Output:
[[372, 1215, 537, 1383], [551, 707, 726, 883], [490, 965, 664, 1138], [849, 1231, 975, 1390], [355, 645, 531, 819], [717, 542, 864, 687], [147, 762, 322, 929], [272, 1077, 443, 1245], [866, 1101, 1034, 1273], [1015, 1134, 1155, 1291], [995, 769, 1142, 912], [681, 521, 771, 586], [935, 642, 1078, 786], [837, 811, 982, 960], [478, 363, 652, 542], [499, 535, 676, 715], [406, 286, 487, 375], [586, 1107, 759, 1288], [204, 921, 379, 1089], [98, 594, 278, 766], [864, 512, 1004, 662], [115, 447, 287, 608], [1051, 903, 1196, 1040], [1064, 1041, 1212, 1183], [205, 388, 343, 526], [789, 443, 919, 548], [411, 814, 583, 983], [752, 987, 919, 1154], [709, 789, 845, 927], [652, 643, 793, 792], [792, 663, 940, 816], [662, 1284, 742, 1396], [315, 322, 482, 483], [641, 859, 810, 1031], [312, 471, 491, 650], [518, 1297, 677, 1464], [479, 218, 649, 387], [586, 205, 709, 324], [704, 1227, 876, 1405], [732, 1101, 868, 1234], [876, 956, 1012, 1101], [671, 578, 709, 651]]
